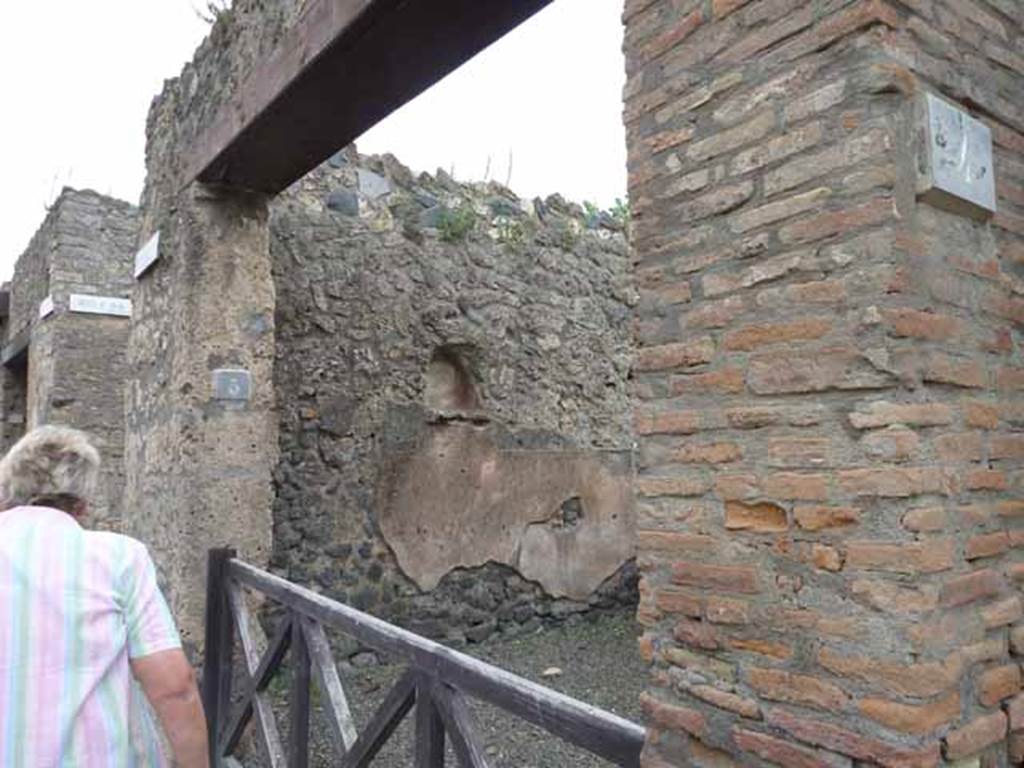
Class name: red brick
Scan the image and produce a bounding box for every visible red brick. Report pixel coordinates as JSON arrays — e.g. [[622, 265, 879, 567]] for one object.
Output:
[[674, 442, 742, 464], [664, 647, 737, 683], [939, 569, 1004, 608], [713, 473, 759, 500], [726, 405, 824, 429], [725, 500, 788, 532], [755, 278, 846, 307], [671, 181, 756, 225], [845, 539, 955, 574], [817, 648, 963, 698], [978, 664, 1020, 706], [964, 468, 1008, 491], [711, 0, 751, 20], [963, 400, 1000, 429], [730, 124, 826, 179], [792, 505, 859, 531], [746, 667, 848, 710], [943, 711, 1007, 761], [749, 348, 893, 394], [765, 128, 891, 195], [640, 692, 707, 739], [762, 472, 829, 501], [1006, 691, 1024, 730], [996, 366, 1024, 391], [705, 596, 750, 624], [767, 437, 832, 467], [981, 596, 1023, 629], [645, 125, 696, 154], [687, 684, 760, 718], [635, 8, 704, 65], [778, 197, 894, 244], [848, 401, 955, 429], [635, 409, 702, 436], [716, 4, 815, 64], [838, 467, 956, 497], [636, 338, 715, 372], [880, 308, 961, 341], [965, 531, 1010, 561], [859, 691, 960, 736], [902, 506, 947, 532], [688, 112, 775, 162], [689, 740, 741, 767], [726, 637, 792, 660], [766, 708, 942, 767], [683, 296, 746, 329], [850, 579, 937, 614], [922, 353, 987, 389], [933, 432, 985, 462], [654, 587, 702, 617], [734, 728, 849, 768], [638, 474, 712, 497], [638, 531, 716, 554], [991, 434, 1024, 459], [812, 544, 843, 572], [671, 561, 760, 594], [723, 318, 832, 351], [765, 0, 901, 66], [860, 426, 919, 462], [672, 367, 745, 395], [674, 618, 719, 650], [1007, 626, 1024, 655]]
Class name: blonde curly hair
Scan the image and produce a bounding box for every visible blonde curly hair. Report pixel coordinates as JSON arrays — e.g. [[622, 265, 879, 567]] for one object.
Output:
[[0, 425, 101, 512]]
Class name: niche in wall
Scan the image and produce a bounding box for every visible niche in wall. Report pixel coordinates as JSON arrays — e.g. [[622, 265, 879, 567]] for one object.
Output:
[[424, 345, 481, 415]]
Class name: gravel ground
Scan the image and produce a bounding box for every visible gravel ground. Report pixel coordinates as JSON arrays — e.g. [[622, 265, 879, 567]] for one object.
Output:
[[250, 608, 645, 767]]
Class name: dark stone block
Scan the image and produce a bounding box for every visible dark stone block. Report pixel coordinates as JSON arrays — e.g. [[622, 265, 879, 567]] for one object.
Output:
[[326, 189, 359, 215]]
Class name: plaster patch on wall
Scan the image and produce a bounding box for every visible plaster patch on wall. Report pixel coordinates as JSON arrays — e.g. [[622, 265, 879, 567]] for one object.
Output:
[[378, 424, 634, 600]]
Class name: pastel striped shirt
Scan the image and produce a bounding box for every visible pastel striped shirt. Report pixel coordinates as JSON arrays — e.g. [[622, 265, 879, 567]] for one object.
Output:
[[0, 505, 182, 766]]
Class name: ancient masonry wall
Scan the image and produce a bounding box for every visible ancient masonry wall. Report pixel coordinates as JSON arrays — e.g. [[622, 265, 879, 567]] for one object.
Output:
[[270, 149, 636, 643], [3, 189, 138, 529], [124, 0, 304, 648], [625, 0, 1024, 765]]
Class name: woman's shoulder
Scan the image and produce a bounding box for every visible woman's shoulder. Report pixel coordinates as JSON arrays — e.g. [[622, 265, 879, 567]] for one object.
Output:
[[85, 530, 152, 562]]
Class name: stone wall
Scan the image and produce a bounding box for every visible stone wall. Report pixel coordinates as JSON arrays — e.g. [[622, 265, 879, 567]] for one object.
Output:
[[626, 0, 1024, 765], [123, 0, 304, 648], [269, 149, 637, 643], [2, 188, 138, 529]]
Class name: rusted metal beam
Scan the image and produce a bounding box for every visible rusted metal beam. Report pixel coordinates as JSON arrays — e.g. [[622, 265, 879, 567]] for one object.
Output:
[[188, 0, 554, 195]]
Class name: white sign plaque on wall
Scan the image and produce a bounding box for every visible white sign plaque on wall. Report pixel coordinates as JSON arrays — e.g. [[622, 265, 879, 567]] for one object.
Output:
[[134, 231, 161, 279], [38, 295, 55, 320], [919, 93, 996, 219], [69, 294, 132, 318]]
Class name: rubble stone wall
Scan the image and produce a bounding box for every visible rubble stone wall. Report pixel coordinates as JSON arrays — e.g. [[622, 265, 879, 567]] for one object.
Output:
[[270, 150, 638, 644], [625, 0, 1024, 765], [3, 189, 138, 529]]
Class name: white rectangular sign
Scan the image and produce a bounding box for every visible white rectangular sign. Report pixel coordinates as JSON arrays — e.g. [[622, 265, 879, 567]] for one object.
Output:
[[69, 294, 132, 318], [38, 295, 54, 319], [134, 231, 161, 279]]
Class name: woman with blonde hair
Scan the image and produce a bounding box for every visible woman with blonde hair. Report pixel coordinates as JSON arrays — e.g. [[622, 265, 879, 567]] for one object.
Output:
[[0, 425, 208, 766]]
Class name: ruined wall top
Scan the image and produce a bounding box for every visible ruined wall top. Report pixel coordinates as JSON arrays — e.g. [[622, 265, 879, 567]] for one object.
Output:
[[141, 0, 305, 217], [8, 188, 138, 340]]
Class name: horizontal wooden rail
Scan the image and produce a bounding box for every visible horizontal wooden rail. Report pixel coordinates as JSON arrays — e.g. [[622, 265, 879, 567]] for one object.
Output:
[[227, 558, 644, 765]]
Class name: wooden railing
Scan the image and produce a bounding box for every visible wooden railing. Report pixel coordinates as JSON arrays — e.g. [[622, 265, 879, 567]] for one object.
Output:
[[201, 549, 645, 767]]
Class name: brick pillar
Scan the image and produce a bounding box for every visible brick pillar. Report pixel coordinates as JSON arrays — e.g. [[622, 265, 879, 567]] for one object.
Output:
[[124, 184, 277, 653], [624, 1, 1023, 765]]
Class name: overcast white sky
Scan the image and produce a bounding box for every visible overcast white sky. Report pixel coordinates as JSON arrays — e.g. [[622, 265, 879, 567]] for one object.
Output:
[[0, 0, 626, 283]]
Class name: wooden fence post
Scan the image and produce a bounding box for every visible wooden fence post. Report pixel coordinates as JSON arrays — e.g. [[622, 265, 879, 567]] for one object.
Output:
[[289, 613, 311, 768], [202, 547, 237, 766]]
